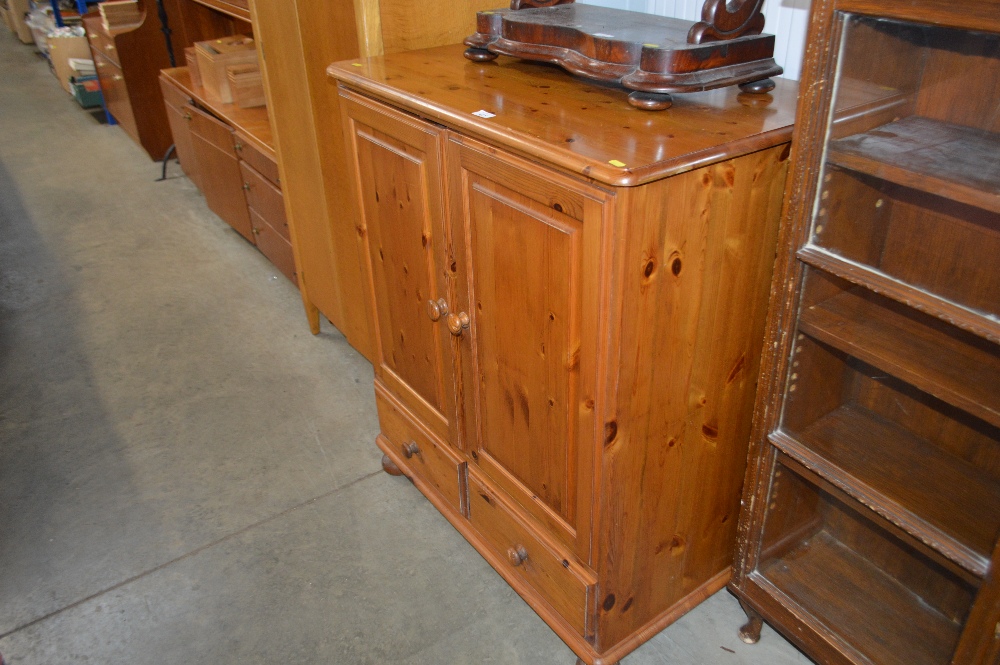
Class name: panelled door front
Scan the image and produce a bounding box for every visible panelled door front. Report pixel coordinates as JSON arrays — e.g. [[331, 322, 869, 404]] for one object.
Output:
[[447, 135, 612, 561], [342, 91, 458, 444]]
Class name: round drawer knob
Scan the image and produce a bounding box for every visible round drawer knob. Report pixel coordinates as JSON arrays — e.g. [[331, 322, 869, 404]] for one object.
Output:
[[401, 441, 419, 459], [446, 311, 470, 336], [507, 545, 528, 567], [426, 298, 448, 322]]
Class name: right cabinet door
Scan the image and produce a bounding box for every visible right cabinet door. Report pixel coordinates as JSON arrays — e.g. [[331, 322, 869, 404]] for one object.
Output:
[[447, 136, 611, 561]]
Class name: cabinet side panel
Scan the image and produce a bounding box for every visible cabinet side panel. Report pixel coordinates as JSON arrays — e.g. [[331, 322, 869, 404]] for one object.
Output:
[[596, 145, 789, 649]]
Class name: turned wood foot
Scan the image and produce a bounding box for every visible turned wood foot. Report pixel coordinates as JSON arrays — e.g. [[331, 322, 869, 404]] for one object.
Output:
[[575, 659, 618, 665], [381, 453, 404, 476], [627, 90, 673, 111], [738, 78, 776, 94], [737, 599, 764, 644], [464, 47, 498, 62]]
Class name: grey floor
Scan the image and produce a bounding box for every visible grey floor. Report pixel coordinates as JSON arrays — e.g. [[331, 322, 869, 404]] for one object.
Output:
[[0, 30, 814, 665]]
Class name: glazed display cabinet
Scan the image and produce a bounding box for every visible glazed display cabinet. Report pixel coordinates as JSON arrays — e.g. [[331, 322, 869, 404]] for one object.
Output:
[[729, 1, 1000, 664]]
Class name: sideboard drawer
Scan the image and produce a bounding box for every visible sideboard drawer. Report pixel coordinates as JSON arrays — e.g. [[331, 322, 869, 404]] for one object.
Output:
[[375, 383, 466, 513], [240, 160, 287, 239], [468, 473, 595, 635], [235, 131, 280, 187]]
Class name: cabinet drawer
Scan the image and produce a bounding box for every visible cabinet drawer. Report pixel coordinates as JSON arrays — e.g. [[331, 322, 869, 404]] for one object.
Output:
[[188, 104, 235, 154], [160, 75, 192, 113], [375, 383, 466, 513], [84, 16, 119, 66], [234, 131, 279, 187], [468, 473, 595, 635], [250, 209, 296, 285], [240, 161, 288, 240]]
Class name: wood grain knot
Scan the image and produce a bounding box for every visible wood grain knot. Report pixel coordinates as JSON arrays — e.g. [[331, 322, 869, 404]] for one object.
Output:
[[671, 256, 683, 276], [602, 594, 616, 611], [604, 420, 618, 445]]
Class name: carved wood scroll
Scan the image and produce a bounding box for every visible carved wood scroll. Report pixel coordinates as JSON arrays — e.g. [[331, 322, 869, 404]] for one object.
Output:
[[688, 0, 767, 44]]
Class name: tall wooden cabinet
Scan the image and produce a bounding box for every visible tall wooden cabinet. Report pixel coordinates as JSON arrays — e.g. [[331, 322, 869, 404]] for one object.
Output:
[[246, 0, 500, 359], [728, 2, 1000, 664], [330, 46, 801, 664], [83, 1, 178, 160]]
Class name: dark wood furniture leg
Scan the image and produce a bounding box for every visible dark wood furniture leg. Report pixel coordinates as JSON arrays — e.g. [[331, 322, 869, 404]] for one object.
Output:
[[381, 453, 404, 476], [627, 91, 673, 111], [464, 47, 498, 62], [738, 78, 775, 94], [737, 599, 764, 644]]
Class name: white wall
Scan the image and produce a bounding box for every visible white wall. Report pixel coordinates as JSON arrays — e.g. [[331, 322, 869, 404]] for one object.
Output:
[[576, 0, 811, 80]]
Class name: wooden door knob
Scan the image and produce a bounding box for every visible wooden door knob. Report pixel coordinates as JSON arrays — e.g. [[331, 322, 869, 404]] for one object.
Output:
[[446, 312, 470, 336], [507, 545, 528, 567], [401, 441, 420, 458], [426, 298, 448, 322]]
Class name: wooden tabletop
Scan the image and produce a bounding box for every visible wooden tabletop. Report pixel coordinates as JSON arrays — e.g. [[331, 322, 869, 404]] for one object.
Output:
[[160, 66, 275, 159], [328, 44, 800, 187]]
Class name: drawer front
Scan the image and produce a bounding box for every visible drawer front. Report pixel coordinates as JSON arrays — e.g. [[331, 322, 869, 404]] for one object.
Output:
[[250, 209, 297, 285], [240, 161, 288, 240], [468, 473, 595, 635], [375, 383, 466, 513], [188, 104, 235, 154], [160, 75, 192, 114], [234, 132, 279, 187], [84, 16, 119, 66], [94, 51, 137, 141]]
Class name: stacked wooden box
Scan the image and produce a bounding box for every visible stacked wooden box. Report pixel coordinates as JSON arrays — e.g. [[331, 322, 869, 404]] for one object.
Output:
[[98, 0, 141, 31], [193, 35, 264, 107]]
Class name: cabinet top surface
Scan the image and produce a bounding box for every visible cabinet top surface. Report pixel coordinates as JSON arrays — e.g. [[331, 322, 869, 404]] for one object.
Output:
[[328, 44, 799, 186], [160, 66, 274, 158]]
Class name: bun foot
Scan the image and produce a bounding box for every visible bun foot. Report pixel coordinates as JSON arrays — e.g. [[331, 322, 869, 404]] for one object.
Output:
[[627, 90, 672, 111], [737, 599, 764, 644], [575, 659, 618, 665], [464, 47, 498, 62], [738, 78, 776, 94], [381, 454, 404, 476]]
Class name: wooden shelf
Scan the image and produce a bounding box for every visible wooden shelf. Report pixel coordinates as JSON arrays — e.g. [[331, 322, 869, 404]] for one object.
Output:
[[159, 66, 273, 159], [798, 247, 1000, 346], [798, 289, 1000, 429], [758, 530, 963, 665], [827, 116, 1000, 215], [771, 404, 1000, 577], [189, 0, 250, 22]]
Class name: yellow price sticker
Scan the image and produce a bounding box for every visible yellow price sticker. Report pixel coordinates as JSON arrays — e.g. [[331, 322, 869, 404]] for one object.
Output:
[[609, 159, 627, 168]]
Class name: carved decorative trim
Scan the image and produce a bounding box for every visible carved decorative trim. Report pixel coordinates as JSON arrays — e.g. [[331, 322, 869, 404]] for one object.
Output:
[[688, 0, 767, 44]]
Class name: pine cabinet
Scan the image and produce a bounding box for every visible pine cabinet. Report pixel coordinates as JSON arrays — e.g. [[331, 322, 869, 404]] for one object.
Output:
[[333, 46, 799, 664], [729, 2, 1000, 664]]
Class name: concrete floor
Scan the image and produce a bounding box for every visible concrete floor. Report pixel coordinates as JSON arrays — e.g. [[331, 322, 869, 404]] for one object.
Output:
[[0, 30, 814, 665]]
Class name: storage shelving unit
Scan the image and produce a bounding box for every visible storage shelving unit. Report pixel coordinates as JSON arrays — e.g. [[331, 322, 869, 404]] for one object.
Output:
[[729, 2, 1000, 664]]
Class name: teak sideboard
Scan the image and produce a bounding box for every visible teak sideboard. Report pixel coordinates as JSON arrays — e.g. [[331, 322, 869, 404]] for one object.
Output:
[[330, 45, 800, 664]]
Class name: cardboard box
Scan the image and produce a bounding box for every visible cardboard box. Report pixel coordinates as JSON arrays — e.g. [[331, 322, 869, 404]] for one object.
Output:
[[194, 35, 258, 103], [6, 0, 33, 44], [48, 33, 93, 94]]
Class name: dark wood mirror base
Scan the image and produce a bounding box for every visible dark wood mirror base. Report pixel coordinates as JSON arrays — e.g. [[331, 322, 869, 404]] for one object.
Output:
[[627, 91, 673, 111]]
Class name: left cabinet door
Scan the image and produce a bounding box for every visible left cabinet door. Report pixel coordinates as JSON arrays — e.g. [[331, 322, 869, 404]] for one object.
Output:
[[188, 104, 254, 244], [159, 76, 201, 189], [341, 91, 458, 445]]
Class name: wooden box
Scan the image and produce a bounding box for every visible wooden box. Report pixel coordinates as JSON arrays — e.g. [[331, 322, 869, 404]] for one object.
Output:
[[184, 46, 201, 88], [227, 63, 265, 108], [98, 0, 141, 31], [194, 35, 258, 103]]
